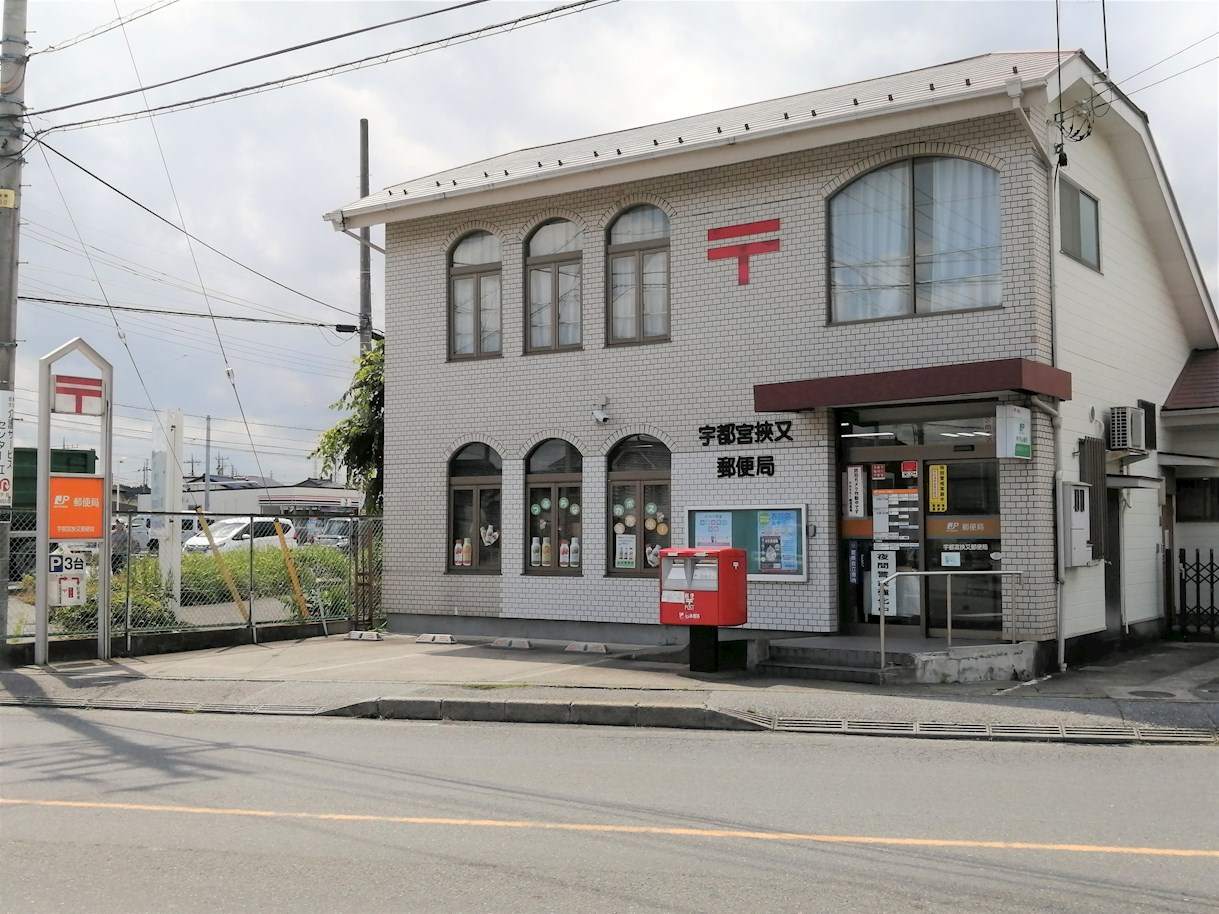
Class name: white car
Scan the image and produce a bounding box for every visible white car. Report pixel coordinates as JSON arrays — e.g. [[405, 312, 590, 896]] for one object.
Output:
[[182, 517, 296, 554], [126, 514, 205, 553]]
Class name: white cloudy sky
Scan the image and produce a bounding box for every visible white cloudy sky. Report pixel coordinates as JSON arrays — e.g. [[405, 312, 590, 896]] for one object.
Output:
[[17, 0, 1217, 486]]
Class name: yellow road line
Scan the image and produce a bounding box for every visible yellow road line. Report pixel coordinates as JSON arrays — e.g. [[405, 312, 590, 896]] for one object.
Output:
[[3, 798, 1216, 858]]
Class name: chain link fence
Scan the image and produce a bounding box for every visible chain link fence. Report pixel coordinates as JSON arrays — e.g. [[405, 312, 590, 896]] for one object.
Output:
[[5, 511, 383, 644]]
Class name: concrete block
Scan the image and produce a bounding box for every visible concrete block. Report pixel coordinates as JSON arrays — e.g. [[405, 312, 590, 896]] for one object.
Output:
[[491, 638, 532, 649], [565, 642, 607, 653], [416, 634, 456, 644], [375, 698, 442, 720], [321, 700, 381, 718], [570, 702, 637, 727], [440, 698, 507, 722], [504, 700, 572, 724], [637, 704, 708, 730]]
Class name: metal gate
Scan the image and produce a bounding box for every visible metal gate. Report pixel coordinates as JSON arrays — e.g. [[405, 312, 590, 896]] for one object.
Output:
[[1174, 548, 1218, 639]]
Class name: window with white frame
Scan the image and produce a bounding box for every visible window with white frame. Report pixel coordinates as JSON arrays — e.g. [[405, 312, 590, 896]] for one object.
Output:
[[1059, 177, 1100, 270], [830, 157, 1001, 322], [526, 219, 582, 352], [449, 231, 502, 359], [607, 205, 670, 344]]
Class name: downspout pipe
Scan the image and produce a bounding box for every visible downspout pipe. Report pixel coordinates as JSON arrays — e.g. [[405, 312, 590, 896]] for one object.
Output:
[[1030, 396, 1066, 672]]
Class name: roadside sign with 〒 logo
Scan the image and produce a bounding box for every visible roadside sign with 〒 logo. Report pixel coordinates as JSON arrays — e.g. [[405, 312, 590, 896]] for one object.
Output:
[[49, 475, 105, 539]]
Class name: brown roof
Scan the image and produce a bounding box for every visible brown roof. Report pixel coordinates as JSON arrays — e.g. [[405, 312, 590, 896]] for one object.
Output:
[[1164, 349, 1219, 410]]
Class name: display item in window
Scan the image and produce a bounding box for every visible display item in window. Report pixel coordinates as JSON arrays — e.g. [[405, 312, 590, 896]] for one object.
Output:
[[541, 536, 553, 566], [569, 536, 581, 566], [480, 524, 499, 546], [462, 538, 473, 566], [454, 540, 463, 566], [530, 536, 541, 566], [559, 539, 570, 567]]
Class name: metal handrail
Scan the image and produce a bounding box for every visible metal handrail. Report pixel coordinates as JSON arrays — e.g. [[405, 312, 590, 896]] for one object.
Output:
[[877, 570, 1024, 674]]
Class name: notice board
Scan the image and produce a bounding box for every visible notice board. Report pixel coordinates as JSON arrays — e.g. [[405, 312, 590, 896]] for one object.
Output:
[[686, 505, 807, 582]]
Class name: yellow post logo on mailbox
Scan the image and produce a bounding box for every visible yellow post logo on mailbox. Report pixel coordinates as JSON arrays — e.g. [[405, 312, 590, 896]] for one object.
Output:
[[49, 475, 105, 539]]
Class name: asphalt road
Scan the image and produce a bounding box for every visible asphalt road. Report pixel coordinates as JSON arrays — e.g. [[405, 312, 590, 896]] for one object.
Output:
[[2, 708, 1216, 914]]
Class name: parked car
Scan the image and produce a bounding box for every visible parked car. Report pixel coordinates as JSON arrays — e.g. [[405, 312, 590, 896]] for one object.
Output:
[[127, 514, 205, 553], [182, 517, 296, 554], [315, 517, 356, 553]]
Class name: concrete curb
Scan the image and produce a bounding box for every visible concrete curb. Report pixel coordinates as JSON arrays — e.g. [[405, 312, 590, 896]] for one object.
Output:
[[322, 697, 771, 731]]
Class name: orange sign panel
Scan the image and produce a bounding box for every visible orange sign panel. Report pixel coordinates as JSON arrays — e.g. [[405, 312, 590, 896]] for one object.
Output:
[[49, 475, 105, 539]]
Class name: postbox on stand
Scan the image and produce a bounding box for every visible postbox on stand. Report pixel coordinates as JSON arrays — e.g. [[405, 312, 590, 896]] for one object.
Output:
[[660, 546, 747, 672]]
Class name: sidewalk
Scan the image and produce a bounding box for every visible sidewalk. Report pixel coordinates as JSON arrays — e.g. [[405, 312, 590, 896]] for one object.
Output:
[[2, 634, 1217, 744]]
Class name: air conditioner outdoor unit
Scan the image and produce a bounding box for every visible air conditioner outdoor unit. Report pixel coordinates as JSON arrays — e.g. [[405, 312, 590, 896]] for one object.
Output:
[[1108, 406, 1146, 451]]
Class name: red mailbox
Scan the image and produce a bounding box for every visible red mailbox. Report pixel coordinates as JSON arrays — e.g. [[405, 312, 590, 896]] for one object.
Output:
[[659, 546, 747, 626]]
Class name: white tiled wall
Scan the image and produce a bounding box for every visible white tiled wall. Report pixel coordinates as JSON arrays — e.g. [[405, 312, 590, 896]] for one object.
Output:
[[378, 113, 1077, 637]]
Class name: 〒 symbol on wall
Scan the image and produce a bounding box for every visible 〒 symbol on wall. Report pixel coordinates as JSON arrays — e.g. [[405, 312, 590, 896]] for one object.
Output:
[[706, 219, 781, 285]]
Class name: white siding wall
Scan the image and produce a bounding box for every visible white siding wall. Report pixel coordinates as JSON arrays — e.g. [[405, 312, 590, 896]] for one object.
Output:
[[1050, 116, 1194, 636]]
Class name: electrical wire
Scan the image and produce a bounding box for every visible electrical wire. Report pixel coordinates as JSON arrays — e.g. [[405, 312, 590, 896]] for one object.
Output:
[[31, 138, 359, 319], [31, 0, 491, 114], [34, 0, 619, 133], [32, 0, 182, 56], [19, 295, 359, 328]]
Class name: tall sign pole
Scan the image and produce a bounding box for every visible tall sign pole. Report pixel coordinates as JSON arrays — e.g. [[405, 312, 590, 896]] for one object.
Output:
[[0, 0, 28, 646], [359, 118, 372, 353], [36, 339, 113, 664]]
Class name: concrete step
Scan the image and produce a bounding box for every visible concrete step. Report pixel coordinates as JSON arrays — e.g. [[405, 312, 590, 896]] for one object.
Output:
[[754, 661, 885, 685], [767, 644, 915, 668]]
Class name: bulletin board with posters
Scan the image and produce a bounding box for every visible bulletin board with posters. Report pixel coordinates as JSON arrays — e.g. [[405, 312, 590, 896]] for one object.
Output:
[[686, 505, 807, 582]]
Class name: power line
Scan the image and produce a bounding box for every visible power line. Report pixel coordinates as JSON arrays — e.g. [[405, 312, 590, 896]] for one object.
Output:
[[30, 0, 491, 115], [31, 138, 359, 319], [31, 0, 182, 56], [19, 295, 364, 329], [34, 0, 619, 133]]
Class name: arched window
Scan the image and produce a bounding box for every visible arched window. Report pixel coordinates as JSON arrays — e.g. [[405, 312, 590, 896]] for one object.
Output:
[[525, 439, 582, 574], [526, 219, 582, 352], [829, 157, 1000, 322], [607, 205, 669, 344], [448, 443, 502, 572], [449, 231, 502, 358], [607, 435, 670, 574]]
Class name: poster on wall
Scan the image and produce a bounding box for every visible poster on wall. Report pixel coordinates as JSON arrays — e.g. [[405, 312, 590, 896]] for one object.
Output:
[[928, 464, 948, 513], [845, 465, 866, 517], [687, 505, 807, 582], [872, 489, 921, 543], [694, 511, 733, 547], [872, 549, 898, 616], [615, 534, 637, 569]]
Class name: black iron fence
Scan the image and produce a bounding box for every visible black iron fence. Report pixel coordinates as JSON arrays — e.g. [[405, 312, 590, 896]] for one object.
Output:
[[1174, 548, 1218, 640], [5, 511, 383, 645]]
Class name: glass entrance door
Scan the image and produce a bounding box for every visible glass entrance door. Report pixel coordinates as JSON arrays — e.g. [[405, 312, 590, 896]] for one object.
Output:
[[840, 455, 1003, 636]]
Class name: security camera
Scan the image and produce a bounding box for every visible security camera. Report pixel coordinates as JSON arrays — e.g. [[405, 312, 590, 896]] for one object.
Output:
[[592, 405, 611, 424]]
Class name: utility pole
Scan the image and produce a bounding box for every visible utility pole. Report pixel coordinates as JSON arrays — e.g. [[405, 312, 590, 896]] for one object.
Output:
[[359, 118, 372, 353], [0, 0, 27, 645]]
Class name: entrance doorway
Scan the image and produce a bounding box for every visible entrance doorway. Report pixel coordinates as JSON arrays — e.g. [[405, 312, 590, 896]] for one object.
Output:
[[838, 405, 1004, 638]]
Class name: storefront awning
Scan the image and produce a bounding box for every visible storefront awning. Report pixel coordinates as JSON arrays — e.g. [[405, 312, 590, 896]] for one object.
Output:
[[753, 358, 1072, 412]]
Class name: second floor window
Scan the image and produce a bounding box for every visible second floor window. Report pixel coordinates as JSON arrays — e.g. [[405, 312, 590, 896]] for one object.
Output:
[[526, 219, 583, 352], [607, 205, 670, 344], [1060, 178, 1100, 270], [449, 231, 502, 359], [830, 157, 1000, 322]]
